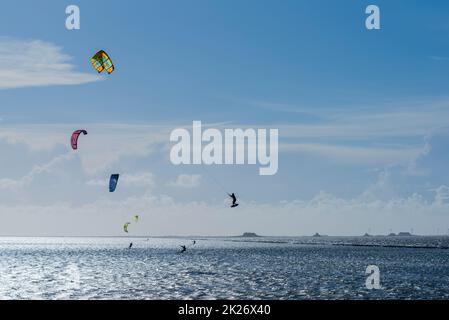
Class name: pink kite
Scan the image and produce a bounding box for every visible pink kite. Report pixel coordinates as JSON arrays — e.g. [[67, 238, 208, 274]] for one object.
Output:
[[71, 130, 88, 150]]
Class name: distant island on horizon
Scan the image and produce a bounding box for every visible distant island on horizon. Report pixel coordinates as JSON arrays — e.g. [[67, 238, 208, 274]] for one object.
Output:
[[2, 232, 448, 238], [238, 232, 261, 238]]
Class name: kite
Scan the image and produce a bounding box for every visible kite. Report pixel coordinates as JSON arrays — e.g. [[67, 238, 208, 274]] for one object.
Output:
[[123, 222, 130, 233], [133, 215, 140, 223], [91, 50, 114, 74], [109, 174, 120, 192], [71, 130, 87, 150]]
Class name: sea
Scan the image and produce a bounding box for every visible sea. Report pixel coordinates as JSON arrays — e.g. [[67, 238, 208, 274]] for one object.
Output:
[[0, 236, 448, 300]]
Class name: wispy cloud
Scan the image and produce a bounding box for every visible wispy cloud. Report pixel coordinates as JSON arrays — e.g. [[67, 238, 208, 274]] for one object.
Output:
[[0, 38, 100, 89], [0, 124, 169, 173], [429, 56, 449, 61], [0, 117, 436, 171], [279, 107, 449, 140], [168, 174, 202, 188], [86, 173, 155, 188], [281, 143, 423, 165], [0, 153, 74, 191], [246, 97, 449, 139]]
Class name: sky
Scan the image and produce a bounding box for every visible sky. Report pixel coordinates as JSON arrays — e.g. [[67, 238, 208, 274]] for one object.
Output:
[[2, 0, 449, 236]]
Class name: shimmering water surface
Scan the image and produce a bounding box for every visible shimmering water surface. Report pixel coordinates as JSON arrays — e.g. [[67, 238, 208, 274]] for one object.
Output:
[[0, 236, 448, 300]]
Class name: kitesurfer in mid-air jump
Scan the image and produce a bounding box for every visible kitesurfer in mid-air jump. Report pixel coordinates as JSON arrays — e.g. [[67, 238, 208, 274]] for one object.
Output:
[[228, 193, 239, 208]]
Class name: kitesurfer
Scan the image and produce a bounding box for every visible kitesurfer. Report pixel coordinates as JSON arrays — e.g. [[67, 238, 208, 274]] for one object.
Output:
[[228, 193, 239, 208]]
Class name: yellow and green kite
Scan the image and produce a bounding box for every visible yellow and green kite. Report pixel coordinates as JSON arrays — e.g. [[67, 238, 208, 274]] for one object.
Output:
[[91, 50, 115, 74], [123, 222, 130, 233]]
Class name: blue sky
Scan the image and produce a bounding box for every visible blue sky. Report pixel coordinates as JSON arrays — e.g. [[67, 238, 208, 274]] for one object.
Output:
[[2, 1, 449, 236]]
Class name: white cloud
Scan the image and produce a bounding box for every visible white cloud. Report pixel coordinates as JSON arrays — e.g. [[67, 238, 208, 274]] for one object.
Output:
[[432, 185, 449, 205], [403, 139, 432, 176], [0, 121, 447, 236], [0, 124, 169, 173], [281, 143, 423, 165], [1, 188, 449, 236], [0, 38, 100, 89], [0, 153, 74, 191], [168, 174, 202, 188], [248, 98, 449, 140], [86, 173, 155, 188]]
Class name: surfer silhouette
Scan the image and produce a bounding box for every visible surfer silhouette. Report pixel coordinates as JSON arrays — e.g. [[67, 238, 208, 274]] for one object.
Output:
[[228, 193, 239, 208]]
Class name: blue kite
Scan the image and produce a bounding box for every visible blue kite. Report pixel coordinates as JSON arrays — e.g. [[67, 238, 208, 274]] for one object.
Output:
[[109, 174, 120, 192]]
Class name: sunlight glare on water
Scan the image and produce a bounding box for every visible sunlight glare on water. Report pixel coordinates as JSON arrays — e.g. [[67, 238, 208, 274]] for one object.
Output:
[[0, 237, 449, 300]]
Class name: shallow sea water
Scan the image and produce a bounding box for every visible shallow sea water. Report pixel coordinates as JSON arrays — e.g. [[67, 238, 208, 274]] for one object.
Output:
[[0, 236, 448, 300]]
